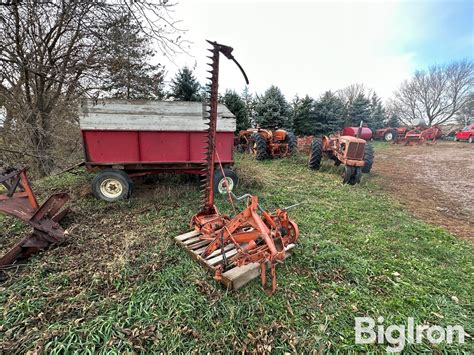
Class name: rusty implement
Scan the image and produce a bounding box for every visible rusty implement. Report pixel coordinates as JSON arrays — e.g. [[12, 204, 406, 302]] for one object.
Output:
[[393, 125, 442, 145], [191, 193, 299, 294], [174, 41, 299, 295], [0, 165, 70, 267]]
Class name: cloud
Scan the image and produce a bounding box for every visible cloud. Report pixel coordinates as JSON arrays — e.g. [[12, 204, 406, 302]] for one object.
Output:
[[161, 1, 417, 101]]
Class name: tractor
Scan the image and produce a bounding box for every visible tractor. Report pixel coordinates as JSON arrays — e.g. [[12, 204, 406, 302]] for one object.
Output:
[[308, 129, 374, 185], [237, 128, 297, 160]]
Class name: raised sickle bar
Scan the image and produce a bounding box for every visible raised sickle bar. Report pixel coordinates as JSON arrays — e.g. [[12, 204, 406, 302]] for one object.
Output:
[[0, 163, 70, 267]]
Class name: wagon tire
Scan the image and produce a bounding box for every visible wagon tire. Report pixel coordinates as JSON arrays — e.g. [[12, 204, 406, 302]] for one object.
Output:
[[362, 143, 374, 173], [469, 136, 473, 143], [308, 138, 323, 170], [214, 168, 238, 194], [384, 130, 398, 142], [285, 132, 297, 155], [453, 136, 458, 142], [251, 133, 269, 160], [92, 169, 133, 202]]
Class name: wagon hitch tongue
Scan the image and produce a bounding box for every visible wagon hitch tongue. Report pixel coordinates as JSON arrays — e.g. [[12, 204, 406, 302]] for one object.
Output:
[[0, 164, 70, 269], [186, 41, 299, 295]]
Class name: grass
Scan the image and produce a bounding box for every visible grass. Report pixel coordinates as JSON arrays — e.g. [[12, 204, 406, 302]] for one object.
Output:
[[0, 149, 473, 353]]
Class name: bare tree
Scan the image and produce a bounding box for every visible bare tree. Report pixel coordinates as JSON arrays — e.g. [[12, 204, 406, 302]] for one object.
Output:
[[0, 0, 186, 176], [391, 59, 474, 127], [455, 92, 474, 126], [336, 83, 373, 106]]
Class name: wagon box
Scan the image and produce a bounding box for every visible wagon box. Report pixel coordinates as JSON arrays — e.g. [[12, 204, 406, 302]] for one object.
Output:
[[80, 99, 238, 201]]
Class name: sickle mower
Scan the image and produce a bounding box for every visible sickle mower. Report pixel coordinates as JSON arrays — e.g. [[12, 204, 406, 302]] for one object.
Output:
[[174, 41, 299, 295], [0, 163, 70, 268]]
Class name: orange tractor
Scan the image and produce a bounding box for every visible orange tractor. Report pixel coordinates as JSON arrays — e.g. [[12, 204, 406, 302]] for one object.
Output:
[[237, 128, 297, 160], [308, 127, 374, 185]]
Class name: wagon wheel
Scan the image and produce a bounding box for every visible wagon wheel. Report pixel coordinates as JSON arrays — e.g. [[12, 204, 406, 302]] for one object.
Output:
[[91, 169, 133, 202]]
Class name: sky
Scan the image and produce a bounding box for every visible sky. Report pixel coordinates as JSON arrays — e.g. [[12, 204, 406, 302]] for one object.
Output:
[[160, 0, 473, 101]]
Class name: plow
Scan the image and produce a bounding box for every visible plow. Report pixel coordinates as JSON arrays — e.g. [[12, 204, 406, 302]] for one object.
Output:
[[0, 163, 70, 268], [174, 41, 299, 295]]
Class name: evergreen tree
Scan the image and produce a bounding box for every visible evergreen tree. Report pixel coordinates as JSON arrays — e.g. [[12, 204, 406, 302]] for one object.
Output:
[[292, 95, 316, 136], [222, 90, 250, 132], [367, 93, 386, 130], [347, 93, 371, 126], [102, 14, 166, 99], [254, 85, 291, 129], [241, 86, 257, 126], [168, 66, 201, 101], [313, 91, 345, 134], [386, 113, 400, 127]]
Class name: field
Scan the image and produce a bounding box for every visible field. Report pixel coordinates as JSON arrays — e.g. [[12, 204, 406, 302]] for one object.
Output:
[[0, 143, 473, 353]]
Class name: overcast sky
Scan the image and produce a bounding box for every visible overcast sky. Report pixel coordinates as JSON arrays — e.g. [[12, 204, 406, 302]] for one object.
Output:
[[161, 0, 473, 101]]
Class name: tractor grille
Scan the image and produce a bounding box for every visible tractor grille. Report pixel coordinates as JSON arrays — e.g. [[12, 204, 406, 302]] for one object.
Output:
[[346, 142, 365, 160]]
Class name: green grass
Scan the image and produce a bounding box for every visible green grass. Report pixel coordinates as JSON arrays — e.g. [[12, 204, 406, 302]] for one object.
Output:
[[0, 151, 473, 353]]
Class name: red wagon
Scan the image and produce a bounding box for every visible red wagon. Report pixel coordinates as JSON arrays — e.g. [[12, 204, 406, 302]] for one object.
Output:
[[80, 99, 238, 201]]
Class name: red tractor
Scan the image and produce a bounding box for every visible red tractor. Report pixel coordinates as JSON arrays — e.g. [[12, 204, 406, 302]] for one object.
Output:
[[237, 128, 297, 160], [308, 131, 374, 185]]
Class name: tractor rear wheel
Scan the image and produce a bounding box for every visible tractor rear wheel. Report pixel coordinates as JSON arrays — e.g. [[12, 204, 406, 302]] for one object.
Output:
[[285, 132, 297, 155], [308, 138, 323, 170], [92, 169, 133, 202], [251, 133, 269, 160], [362, 143, 374, 173]]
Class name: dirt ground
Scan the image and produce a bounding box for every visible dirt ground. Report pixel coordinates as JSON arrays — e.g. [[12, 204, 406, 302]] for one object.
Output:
[[373, 141, 473, 241]]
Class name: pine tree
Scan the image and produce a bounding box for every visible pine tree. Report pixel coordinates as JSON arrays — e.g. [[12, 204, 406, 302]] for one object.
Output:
[[367, 93, 386, 130], [168, 66, 201, 101], [313, 91, 345, 134], [386, 113, 400, 127], [254, 85, 291, 129], [102, 14, 166, 100], [347, 93, 371, 126], [292, 95, 316, 136], [241, 86, 257, 126], [222, 90, 250, 132]]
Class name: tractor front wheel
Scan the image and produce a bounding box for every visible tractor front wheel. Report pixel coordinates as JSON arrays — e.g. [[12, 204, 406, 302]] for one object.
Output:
[[251, 133, 269, 160], [92, 169, 133, 202], [343, 166, 362, 185], [362, 143, 374, 173], [308, 138, 323, 170]]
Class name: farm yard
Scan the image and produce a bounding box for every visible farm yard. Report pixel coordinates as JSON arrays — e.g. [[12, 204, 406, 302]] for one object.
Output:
[[374, 141, 474, 240], [1, 143, 473, 353]]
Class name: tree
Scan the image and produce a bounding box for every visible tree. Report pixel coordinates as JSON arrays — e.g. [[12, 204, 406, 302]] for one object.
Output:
[[313, 91, 345, 134], [168, 66, 201, 101], [241, 86, 257, 126], [347, 93, 371, 127], [455, 92, 474, 126], [102, 14, 166, 100], [391, 59, 474, 126], [254, 85, 292, 129], [291, 95, 316, 136], [0, 1, 185, 176], [386, 113, 400, 128], [367, 93, 386, 130], [222, 90, 250, 132]]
